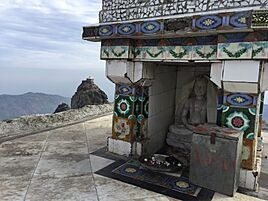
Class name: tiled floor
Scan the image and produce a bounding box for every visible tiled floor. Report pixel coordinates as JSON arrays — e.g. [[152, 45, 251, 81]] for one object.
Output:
[[0, 114, 267, 201]]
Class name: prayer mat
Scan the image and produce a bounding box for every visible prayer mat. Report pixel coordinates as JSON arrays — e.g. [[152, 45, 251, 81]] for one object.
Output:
[[95, 159, 214, 201]]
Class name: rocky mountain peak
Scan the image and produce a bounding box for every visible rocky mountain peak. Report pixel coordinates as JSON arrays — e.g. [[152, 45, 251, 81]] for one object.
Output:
[[71, 77, 109, 109]]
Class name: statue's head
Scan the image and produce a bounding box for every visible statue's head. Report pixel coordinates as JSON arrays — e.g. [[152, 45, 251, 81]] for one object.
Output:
[[193, 76, 207, 97]]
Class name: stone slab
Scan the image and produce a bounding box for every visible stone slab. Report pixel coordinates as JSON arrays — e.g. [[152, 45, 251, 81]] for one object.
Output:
[[25, 175, 97, 201], [35, 153, 91, 177]]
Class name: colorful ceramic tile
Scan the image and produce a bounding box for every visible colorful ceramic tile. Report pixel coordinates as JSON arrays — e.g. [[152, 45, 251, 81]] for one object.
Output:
[[132, 47, 143, 59], [99, 25, 114, 37], [109, 46, 129, 58], [112, 116, 136, 142], [100, 46, 110, 59], [192, 45, 217, 60], [217, 42, 253, 59], [252, 10, 268, 28], [229, 12, 251, 29], [115, 84, 135, 96], [134, 96, 149, 119], [241, 138, 256, 170], [114, 95, 134, 118], [223, 93, 257, 108], [141, 21, 162, 34], [165, 46, 192, 60], [221, 106, 256, 139], [252, 41, 268, 59], [117, 23, 137, 36], [193, 15, 223, 30], [142, 46, 164, 60]]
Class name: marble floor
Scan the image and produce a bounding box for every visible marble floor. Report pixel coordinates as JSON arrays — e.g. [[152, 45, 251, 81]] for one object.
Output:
[[0, 114, 267, 201]]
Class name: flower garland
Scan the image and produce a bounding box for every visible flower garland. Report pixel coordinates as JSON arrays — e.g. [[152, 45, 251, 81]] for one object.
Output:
[[169, 48, 187, 58], [222, 46, 248, 58], [111, 48, 126, 57], [196, 48, 217, 59], [146, 49, 163, 58], [252, 47, 263, 57]]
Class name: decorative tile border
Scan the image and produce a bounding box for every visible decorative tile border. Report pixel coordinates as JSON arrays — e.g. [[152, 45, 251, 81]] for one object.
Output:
[[252, 10, 268, 29], [83, 11, 252, 40], [252, 41, 268, 59], [223, 93, 258, 108], [217, 42, 253, 59], [101, 41, 268, 60]]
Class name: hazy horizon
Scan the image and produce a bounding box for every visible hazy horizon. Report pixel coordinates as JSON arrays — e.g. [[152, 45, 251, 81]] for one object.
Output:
[[0, 1, 267, 104], [0, 0, 115, 101]]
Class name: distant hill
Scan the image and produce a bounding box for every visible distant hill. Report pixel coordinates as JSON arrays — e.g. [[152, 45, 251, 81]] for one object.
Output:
[[0, 92, 70, 120]]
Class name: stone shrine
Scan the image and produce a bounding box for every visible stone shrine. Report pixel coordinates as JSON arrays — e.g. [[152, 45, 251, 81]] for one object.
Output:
[[83, 0, 268, 194]]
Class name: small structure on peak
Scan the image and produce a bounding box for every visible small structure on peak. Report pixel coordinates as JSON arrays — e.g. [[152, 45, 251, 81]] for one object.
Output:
[[71, 77, 108, 109]]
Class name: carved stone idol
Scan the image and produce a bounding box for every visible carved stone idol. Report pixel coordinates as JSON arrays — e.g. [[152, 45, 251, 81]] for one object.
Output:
[[182, 76, 207, 131], [166, 76, 208, 154]]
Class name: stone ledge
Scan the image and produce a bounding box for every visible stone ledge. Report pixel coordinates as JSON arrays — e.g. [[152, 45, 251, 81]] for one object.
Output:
[[0, 104, 113, 143]]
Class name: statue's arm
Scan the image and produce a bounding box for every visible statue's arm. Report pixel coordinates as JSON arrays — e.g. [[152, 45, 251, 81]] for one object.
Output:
[[182, 102, 195, 131]]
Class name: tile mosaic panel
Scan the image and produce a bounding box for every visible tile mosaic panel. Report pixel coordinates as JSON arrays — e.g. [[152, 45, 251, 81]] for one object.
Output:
[[164, 46, 192, 60], [193, 15, 223, 30], [113, 84, 149, 142], [252, 41, 268, 59], [109, 46, 129, 59], [84, 11, 253, 40], [229, 11, 251, 29], [142, 47, 165, 60], [100, 0, 262, 23], [252, 10, 268, 29], [192, 45, 217, 60], [242, 138, 256, 170], [114, 95, 134, 118], [100, 46, 110, 59], [100, 34, 268, 61], [115, 84, 135, 96], [112, 116, 136, 142], [223, 93, 258, 108], [217, 42, 253, 59], [221, 106, 256, 139]]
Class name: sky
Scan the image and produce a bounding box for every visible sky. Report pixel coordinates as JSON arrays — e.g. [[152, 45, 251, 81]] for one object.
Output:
[[0, 0, 115, 100], [0, 1, 267, 104]]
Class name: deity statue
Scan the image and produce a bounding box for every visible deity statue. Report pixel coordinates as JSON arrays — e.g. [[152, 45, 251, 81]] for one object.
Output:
[[181, 76, 208, 131], [166, 76, 209, 157]]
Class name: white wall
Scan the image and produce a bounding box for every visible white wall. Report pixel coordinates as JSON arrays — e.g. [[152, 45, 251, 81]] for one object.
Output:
[[146, 64, 177, 154]]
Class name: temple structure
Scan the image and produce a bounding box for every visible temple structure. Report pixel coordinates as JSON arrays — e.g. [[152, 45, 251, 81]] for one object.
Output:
[[83, 0, 268, 193]]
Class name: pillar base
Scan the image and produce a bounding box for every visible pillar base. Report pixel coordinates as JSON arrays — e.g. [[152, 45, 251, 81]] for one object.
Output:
[[107, 137, 142, 157]]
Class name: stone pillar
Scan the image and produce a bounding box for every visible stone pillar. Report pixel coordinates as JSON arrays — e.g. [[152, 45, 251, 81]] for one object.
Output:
[[112, 84, 149, 143], [212, 60, 266, 191], [105, 60, 154, 156]]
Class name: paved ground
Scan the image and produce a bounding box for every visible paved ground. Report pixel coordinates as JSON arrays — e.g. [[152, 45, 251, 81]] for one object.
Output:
[[0, 114, 267, 201]]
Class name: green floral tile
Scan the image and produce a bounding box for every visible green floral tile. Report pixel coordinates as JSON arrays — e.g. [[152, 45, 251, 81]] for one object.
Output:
[[142, 46, 164, 60], [109, 46, 129, 59], [100, 46, 110, 59], [114, 95, 135, 118], [164, 46, 192, 60], [192, 45, 217, 60], [132, 47, 143, 59], [252, 41, 268, 59], [221, 106, 256, 139], [217, 42, 253, 59]]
